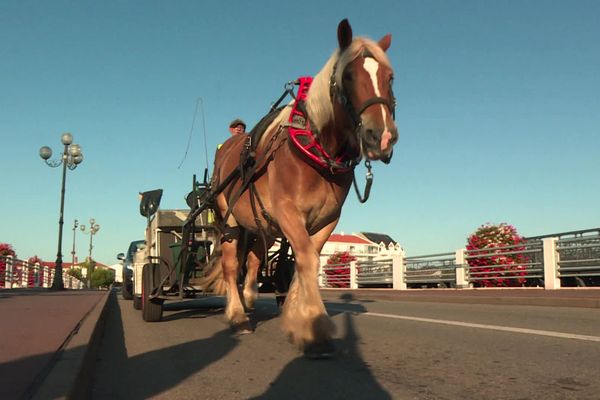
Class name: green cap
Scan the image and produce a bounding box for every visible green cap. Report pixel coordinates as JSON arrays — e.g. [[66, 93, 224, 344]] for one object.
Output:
[[229, 118, 246, 129]]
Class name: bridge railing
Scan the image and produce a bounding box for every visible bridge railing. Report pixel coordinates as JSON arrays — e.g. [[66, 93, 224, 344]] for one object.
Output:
[[0, 255, 85, 289], [318, 229, 600, 290], [463, 240, 545, 287], [405, 252, 459, 289], [321, 262, 351, 288], [556, 234, 600, 286], [320, 256, 404, 289]]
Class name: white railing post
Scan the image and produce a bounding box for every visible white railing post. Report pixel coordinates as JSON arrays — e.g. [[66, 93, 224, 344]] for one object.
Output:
[[42, 266, 49, 288], [392, 253, 406, 290], [455, 248, 469, 289], [318, 263, 325, 288], [350, 261, 358, 289], [542, 237, 561, 289], [5, 256, 13, 288], [33, 263, 40, 287], [23, 261, 30, 287]]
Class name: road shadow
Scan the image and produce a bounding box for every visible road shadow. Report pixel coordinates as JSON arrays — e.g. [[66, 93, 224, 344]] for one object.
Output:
[[91, 293, 241, 400], [160, 296, 280, 331], [323, 293, 373, 317], [249, 294, 392, 400], [0, 348, 63, 399], [160, 297, 226, 321]]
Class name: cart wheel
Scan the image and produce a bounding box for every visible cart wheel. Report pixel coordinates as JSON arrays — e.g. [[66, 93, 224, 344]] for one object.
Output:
[[133, 296, 142, 310], [142, 263, 163, 322]]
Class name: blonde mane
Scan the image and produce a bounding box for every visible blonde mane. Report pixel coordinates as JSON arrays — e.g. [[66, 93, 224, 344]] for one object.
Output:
[[306, 37, 391, 131], [259, 36, 391, 149]]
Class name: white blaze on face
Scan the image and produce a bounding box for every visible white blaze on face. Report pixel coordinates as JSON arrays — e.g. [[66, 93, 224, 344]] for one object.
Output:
[[363, 57, 392, 152]]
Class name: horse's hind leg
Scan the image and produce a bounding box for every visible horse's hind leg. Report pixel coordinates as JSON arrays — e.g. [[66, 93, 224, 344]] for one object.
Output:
[[242, 239, 268, 310], [242, 237, 275, 310], [221, 235, 252, 333], [215, 191, 252, 333]]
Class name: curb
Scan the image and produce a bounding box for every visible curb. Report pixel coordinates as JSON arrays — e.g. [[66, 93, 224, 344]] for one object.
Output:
[[30, 289, 113, 400]]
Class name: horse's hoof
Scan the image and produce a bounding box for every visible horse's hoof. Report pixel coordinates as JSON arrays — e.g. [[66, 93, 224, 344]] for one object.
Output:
[[303, 340, 336, 359], [232, 320, 254, 335]]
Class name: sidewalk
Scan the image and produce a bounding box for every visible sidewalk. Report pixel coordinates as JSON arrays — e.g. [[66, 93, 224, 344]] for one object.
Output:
[[321, 287, 600, 308], [0, 288, 111, 400]]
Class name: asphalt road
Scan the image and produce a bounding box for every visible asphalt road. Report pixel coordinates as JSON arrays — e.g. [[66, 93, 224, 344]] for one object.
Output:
[[90, 292, 600, 400]]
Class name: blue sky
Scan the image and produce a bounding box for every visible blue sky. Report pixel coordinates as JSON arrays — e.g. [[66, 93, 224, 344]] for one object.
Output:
[[2, 1, 599, 265]]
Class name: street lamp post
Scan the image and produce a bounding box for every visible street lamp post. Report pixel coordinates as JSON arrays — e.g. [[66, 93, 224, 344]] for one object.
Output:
[[39, 133, 84, 290], [71, 219, 79, 267], [80, 219, 100, 288]]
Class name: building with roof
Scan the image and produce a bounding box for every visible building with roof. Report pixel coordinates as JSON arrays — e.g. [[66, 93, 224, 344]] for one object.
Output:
[[320, 231, 403, 266]]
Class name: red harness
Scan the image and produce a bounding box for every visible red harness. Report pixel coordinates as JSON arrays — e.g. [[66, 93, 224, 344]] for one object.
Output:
[[287, 76, 355, 173]]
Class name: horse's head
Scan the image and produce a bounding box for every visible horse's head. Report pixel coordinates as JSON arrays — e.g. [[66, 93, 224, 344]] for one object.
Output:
[[331, 19, 398, 164]]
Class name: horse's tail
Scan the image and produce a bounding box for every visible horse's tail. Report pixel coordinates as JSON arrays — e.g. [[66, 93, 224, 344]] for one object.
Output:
[[199, 240, 227, 295]]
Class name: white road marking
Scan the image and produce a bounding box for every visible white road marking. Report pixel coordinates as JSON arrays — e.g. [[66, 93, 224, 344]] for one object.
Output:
[[328, 307, 600, 343]]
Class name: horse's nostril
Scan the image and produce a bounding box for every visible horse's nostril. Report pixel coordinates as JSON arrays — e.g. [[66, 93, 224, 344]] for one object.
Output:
[[365, 129, 378, 143]]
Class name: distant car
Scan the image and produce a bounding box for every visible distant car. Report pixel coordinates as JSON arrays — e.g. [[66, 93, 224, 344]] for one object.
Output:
[[117, 240, 145, 300]]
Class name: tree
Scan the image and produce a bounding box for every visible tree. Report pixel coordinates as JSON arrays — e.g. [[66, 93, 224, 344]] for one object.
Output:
[[91, 268, 114, 289], [466, 223, 529, 287], [66, 267, 84, 281], [79, 259, 96, 287], [324, 251, 357, 288]]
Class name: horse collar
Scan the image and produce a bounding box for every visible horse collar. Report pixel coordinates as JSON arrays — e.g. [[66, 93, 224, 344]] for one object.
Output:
[[288, 76, 356, 173]]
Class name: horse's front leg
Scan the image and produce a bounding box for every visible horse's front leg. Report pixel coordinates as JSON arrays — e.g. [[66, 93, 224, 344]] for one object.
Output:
[[278, 215, 338, 358]]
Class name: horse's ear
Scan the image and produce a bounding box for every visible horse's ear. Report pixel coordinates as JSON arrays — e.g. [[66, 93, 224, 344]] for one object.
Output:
[[337, 19, 353, 51], [378, 34, 392, 52]]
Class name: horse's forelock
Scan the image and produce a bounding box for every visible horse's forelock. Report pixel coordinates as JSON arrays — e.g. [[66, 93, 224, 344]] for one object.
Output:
[[335, 37, 392, 89]]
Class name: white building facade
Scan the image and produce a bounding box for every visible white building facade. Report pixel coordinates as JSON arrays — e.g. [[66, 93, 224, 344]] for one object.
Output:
[[319, 232, 403, 266]]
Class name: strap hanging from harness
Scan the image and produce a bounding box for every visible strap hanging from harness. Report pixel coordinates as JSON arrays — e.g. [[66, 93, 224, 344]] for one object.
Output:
[[352, 160, 373, 203]]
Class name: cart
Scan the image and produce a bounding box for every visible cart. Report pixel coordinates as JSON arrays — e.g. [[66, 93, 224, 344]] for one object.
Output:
[[135, 175, 295, 322]]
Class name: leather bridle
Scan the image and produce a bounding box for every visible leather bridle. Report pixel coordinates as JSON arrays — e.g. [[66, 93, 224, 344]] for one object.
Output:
[[329, 55, 396, 131]]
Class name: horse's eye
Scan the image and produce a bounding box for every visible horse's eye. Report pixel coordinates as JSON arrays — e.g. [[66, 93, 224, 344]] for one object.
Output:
[[389, 77, 394, 87], [343, 70, 353, 82]]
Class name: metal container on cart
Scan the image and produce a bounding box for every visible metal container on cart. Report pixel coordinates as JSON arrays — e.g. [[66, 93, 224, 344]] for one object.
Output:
[[133, 199, 219, 321]]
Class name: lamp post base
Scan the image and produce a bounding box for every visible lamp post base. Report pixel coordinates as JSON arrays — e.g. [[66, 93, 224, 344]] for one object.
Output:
[[50, 257, 65, 291]]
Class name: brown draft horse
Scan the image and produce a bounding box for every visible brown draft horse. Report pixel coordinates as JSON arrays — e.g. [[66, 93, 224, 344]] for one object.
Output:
[[203, 19, 398, 358]]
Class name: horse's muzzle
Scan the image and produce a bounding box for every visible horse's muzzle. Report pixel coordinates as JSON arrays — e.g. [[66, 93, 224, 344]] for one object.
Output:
[[381, 148, 393, 164], [361, 125, 398, 163]]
